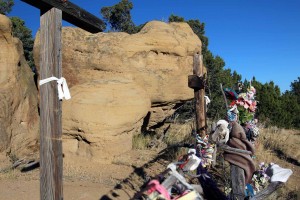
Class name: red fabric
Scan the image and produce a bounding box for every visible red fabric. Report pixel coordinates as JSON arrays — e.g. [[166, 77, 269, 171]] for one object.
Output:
[[147, 180, 171, 200]]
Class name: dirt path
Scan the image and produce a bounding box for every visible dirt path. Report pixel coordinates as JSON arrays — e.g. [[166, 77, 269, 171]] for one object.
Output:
[[0, 149, 165, 200], [0, 178, 114, 200]]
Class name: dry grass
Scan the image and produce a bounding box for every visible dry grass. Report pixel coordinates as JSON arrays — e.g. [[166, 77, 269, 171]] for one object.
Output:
[[132, 133, 154, 150], [163, 122, 194, 146], [1, 122, 299, 199], [0, 169, 19, 180], [132, 121, 194, 148], [134, 122, 300, 199], [132, 121, 195, 162], [255, 127, 300, 199]]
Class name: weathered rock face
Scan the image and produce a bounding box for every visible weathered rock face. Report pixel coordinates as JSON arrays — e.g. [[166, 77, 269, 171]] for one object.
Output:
[[0, 14, 39, 159], [34, 21, 201, 163], [62, 73, 151, 162], [35, 21, 201, 102]]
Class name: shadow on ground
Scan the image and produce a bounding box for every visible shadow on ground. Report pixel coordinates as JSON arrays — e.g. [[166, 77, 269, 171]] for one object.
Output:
[[98, 146, 179, 200]]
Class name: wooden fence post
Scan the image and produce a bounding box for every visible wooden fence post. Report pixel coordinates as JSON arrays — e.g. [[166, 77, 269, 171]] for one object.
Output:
[[230, 164, 245, 200], [20, 1, 106, 199], [39, 7, 63, 200], [189, 53, 206, 137]]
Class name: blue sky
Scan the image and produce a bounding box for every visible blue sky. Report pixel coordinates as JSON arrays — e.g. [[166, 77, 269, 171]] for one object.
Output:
[[8, 0, 300, 92]]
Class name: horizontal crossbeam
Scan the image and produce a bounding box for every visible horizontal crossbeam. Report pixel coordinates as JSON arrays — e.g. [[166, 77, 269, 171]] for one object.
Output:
[[21, 0, 105, 33]]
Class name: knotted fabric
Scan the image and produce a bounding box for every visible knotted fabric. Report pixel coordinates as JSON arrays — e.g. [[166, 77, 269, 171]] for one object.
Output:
[[224, 121, 256, 184], [39, 76, 71, 100]]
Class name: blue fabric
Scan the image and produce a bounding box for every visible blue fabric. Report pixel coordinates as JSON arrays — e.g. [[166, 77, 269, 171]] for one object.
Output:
[[245, 183, 255, 197], [227, 110, 238, 122], [223, 88, 239, 100]]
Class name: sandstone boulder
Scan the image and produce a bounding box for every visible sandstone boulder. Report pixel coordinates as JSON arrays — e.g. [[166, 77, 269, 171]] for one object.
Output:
[[0, 14, 39, 159], [62, 71, 151, 163], [34, 21, 201, 121], [34, 21, 201, 162]]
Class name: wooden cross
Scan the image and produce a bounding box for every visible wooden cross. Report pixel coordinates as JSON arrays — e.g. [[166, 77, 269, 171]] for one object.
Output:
[[20, 0, 105, 199], [21, 0, 105, 33], [188, 53, 206, 137]]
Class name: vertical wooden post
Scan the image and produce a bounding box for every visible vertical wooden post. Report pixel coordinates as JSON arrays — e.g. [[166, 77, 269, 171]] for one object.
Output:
[[230, 165, 245, 200], [220, 83, 228, 110], [193, 54, 206, 137], [39, 7, 63, 200]]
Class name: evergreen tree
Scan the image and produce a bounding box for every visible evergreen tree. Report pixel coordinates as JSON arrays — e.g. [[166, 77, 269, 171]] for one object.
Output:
[[279, 92, 296, 128], [169, 14, 185, 22], [100, 0, 138, 34], [280, 77, 300, 128], [168, 14, 242, 120], [99, 4, 299, 129], [10, 16, 35, 70], [291, 77, 300, 103], [0, 0, 14, 15]]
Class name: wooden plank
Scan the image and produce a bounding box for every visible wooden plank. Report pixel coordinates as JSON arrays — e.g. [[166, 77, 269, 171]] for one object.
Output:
[[193, 54, 206, 137], [251, 182, 283, 200], [21, 0, 105, 33], [220, 83, 228, 110], [230, 164, 245, 200], [39, 7, 63, 200]]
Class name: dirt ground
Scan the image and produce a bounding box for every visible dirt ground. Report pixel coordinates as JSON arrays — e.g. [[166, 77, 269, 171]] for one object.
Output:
[[1, 129, 300, 200], [0, 149, 167, 200]]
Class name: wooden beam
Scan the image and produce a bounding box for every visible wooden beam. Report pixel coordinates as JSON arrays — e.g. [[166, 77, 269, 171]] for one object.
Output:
[[252, 182, 283, 200], [39, 7, 63, 200], [220, 83, 228, 110], [21, 0, 105, 33], [192, 54, 206, 137], [230, 164, 245, 200]]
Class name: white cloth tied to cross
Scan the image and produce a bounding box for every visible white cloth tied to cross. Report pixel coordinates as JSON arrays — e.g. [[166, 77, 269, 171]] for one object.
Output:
[[39, 76, 71, 100], [204, 95, 211, 105]]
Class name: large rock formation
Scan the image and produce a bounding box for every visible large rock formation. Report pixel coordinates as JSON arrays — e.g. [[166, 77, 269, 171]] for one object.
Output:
[[62, 75, 151, 162], [0, 13, 202, 164], [33, 21, 201, 163], [0, 14, 39, 159]]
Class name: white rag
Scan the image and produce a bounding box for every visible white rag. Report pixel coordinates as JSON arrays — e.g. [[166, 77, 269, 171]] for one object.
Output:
[[39, 76, 71, 100], [266, 164, 293, 183], [204, 95, 211, 105]]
